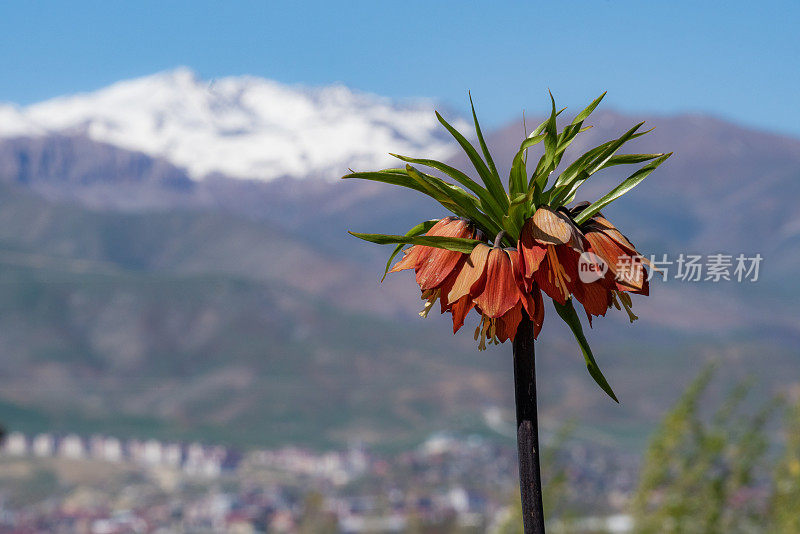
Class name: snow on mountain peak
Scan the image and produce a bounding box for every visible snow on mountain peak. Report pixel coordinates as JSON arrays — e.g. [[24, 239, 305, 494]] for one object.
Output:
[[1, 68, 467, 182]]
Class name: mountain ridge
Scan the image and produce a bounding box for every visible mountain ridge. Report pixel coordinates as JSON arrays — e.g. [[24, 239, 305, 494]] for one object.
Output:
[[0, 68, 468, 183], [0, 77, 798, 450]]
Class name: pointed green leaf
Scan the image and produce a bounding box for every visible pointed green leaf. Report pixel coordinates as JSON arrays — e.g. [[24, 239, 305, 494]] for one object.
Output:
[[551, 129, 654, 193], [404, 165, 502, 236], [509, 148, 528, 198], [436, 111, 509, 211], [553, 299, 619, 403], [585, 122, 646, 176], [532, 91, 560, 190], [390, 153, 506, 222], [598, 153, 665, 169], [381, 219, 439, 281], [548, 124, 652, 207], [574, 152, 673, 225], [342, 170, 428, 195], [501, 193, 527, 242], [348, 232, 484, 254], [469, 92, 500, 183], [570, 92, 606, 126], [526, 107, 566, 140]]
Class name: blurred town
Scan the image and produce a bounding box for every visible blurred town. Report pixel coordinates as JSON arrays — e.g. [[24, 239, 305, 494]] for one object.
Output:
[[0, 431, 636, 533]]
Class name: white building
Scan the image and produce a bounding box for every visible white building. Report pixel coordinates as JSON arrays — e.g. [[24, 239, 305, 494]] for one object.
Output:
[[58, 434, 86, 459], [163, 443, 182, 467], [143, 439, 164, 465], [3, 432, 27, 456], [32, 433, 55, 457]]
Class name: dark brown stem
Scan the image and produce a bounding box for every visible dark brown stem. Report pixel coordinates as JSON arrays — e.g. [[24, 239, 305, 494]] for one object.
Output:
[[513, 312, 545, 534]]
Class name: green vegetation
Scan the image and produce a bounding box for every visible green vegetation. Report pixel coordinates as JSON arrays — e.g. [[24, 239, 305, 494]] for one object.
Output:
[[631, 366, 777, 532]]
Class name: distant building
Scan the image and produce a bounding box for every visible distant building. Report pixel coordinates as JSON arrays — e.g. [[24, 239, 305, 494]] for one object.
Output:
[[143, 439, 164, 465], [58, 434, 85, 459], [3, 432, 27, 456], [32, 433, 55, 457], [164, 443, 183, 467], [103, 437, 123, 462]]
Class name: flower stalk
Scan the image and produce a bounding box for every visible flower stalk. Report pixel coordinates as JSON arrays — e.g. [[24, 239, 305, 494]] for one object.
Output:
[[513, 313, 546, 534], [345, 92, 671, 533]]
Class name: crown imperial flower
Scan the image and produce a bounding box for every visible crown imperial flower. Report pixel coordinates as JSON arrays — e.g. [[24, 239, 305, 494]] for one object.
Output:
[[346, 91, 671, 401]]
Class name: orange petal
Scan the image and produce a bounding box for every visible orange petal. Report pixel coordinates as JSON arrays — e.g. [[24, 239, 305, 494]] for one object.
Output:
[[532, 246, 580, 305], [389, 218, 460, 274], [450, 296, 474, 334], [557, 246, 581, 290], [575, 280, 612, 318], [495, 302, 523, 342], [527, 207, 582, 247], [586, 231, 631, 270], [521, 287, 537, 322], [531, 286, 544, 339], [447, 244, 490, 304], [617, 277, 649, 296], [518, 236, 547, 279], [590, 215, 638, 251], [438, 270, 466, 314], [415, 218, 473, 290], [416, 249, 464, 290], [389, 245, 429, 273], [428, 216, 458, 235], [533, 255, 564, 304], [505, 249, 529, 294], [587, 231, 647, 292], [473, 248, 519, 319]]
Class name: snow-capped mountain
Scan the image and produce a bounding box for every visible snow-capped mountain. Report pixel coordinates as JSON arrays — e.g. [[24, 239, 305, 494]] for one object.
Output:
[[0, 68, 467, 182]]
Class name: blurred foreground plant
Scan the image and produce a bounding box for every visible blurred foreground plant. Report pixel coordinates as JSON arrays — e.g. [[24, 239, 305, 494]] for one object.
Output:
[[631, 366, 779, 534], [770, 396, 800, 533], [346, 93, 671, 533]]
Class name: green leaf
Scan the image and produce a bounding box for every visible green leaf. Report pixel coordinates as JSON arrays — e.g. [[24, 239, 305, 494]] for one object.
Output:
[[390, 153, 506, 222], [584, 122, 646, 176], [501, 193, 527, 242], [404, 165, 502, 237], [468, 92, 500, 184], [547, 124, 652, 207], [348, 231, 484, 254], [531, 91, 560, 191], [510, 132, 548, 197], [597, 153, 665, 169], [552, 129, 653, 192], [574, 152, 673, 225], [436, 111, 509, 211], [553, 299, 619, 403], [570, 91, 606, 126], [509, 147, 528, 198], [381, 219, 439, 281], [342, 170, 428, 195], [344, 165, 502, 239]]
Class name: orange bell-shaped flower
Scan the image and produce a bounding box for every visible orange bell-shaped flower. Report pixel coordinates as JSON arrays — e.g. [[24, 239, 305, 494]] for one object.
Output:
[[445, 238, 543, 350], [518, 206, 584, 304]]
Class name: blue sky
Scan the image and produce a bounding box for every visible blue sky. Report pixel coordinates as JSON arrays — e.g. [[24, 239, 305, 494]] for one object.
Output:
[[1, 1, 798, 135]]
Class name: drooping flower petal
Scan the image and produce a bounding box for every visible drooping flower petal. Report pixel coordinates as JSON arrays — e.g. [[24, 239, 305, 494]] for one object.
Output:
[[584, 218, 647, 294], [450, 296, 474, 334], [574, 280, 612, 323], [494, 302, 523, 342], [517, 237, 547, 281], [531, 286, 544, 338], [526, 207, 583, 248], [415, 218, 473, 290], [532, 245, 581, 304], [473, 248, 519, 318], [390, 243, 433, 273], [447, 243, 491, 304]]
